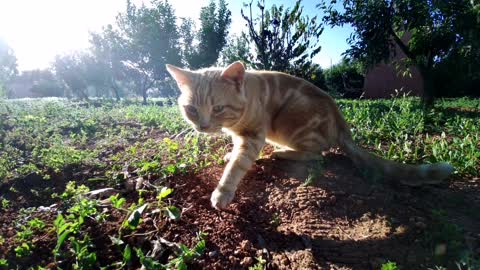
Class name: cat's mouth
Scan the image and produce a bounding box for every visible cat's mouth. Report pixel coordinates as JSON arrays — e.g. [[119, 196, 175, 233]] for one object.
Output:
[[194, 126, 221, 134]]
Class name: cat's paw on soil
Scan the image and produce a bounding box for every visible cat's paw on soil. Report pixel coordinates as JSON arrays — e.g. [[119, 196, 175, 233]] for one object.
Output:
[[210, 188, 235, 210]]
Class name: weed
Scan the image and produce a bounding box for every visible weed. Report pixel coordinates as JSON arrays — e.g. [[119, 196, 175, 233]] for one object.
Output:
[[1, 198, 9, 209], [304, 160, 324, 186], [270, 213, 281, 228], [425, 209, 473, 268], [136, 232, 207, 270], [109, 193, 127, 209], [14, 242, 32, 257], [381, 261, 399, 270], [249, 256, 267, 270]]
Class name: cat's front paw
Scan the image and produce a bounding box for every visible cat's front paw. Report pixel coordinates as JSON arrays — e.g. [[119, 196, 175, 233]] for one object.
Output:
[[223, 152, 232, 162], [210, 188, 235, 210]]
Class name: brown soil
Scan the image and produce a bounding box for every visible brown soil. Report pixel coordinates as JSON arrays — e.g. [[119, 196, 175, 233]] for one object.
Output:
[[1, 147, 479, 269]]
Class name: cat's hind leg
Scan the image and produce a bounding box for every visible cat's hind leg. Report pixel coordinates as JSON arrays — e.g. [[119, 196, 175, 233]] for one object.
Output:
[[271, 149, 323, 161]]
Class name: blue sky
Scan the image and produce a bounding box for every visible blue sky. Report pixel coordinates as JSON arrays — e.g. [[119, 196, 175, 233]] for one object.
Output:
[[0, 0, 353, 71]]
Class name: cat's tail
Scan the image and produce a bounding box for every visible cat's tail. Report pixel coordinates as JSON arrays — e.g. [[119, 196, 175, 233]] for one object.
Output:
[[338, 134, 454, 186]]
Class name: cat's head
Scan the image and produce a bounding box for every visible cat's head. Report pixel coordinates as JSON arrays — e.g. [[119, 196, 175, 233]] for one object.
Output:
[[166, 61, 247, 133]]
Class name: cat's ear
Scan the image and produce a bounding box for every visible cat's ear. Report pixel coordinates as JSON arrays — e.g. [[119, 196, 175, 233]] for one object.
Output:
[[166, 64, 193, 87], [221, 61, 245, 84]]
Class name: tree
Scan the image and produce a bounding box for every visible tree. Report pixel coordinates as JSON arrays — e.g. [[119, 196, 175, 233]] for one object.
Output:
[[18, 69, 65, 97], [219, 33, 253, 67], [116, 0, 182, 103], [241, 0, 324, 82], [181, 0, 232, 69], [320, 0, 480, 105], [0, 38, 18, 98], [89, 25, 128, 101], [53, 53, 92, 100]]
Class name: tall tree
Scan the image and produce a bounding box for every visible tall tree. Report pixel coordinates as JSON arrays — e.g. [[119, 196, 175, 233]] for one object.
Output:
[[320, 0, 479, 106], [116, 0, 182, 103], [89, 25, 127, 101], [219, 33, 253, 67], [0, 39, 18, 98], [181, 0, 232, 69], [241, 0, 324, 82], [16, 69, 65, 97], [53, 53, 92, 100]]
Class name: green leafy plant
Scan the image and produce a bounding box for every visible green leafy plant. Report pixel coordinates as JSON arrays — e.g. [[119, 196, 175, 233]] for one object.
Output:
[[249, 256, 267, 270], [381, 261, 399, 270]]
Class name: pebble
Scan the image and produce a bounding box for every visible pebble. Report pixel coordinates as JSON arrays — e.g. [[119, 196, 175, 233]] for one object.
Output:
[[240, 257, 253, 266], [208, 251, 217, 257], [228, 255, 237, 263], [280, 255, 289, 265]]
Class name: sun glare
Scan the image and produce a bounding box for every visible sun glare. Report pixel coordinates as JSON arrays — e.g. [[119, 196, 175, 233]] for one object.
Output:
[[0, 0, 124, 70]]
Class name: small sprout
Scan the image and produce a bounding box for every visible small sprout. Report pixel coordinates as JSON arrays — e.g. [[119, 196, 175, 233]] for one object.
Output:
[[165, 205, 181, 220], [381, 261, 399, 270], [157, 187, 173, 200], [109, 235, 124, 246], [109, 194, 126, 209], [124, 204, 148, 230]]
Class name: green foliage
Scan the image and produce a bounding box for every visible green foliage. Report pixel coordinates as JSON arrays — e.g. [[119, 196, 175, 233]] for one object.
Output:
[[115, 0, 182, 103], [70, 235, 98, 270], [423, 209, 480, 270], [15, 242, 31, 257], [109, 193, 126, 209], [219, 33, 253, 67], [249, 256, 266, 270], [182, 0, 232, 69], [0, 38, 18, 93], [338, 96, 479, 175], [320, 0, 480, 103], [1, 198, 10, 209], [242, 0, 324, 84], [135, 232, 207, 270], [324, 58, 364, 98], [381, 261, 399, 270], [33, 143, 94, 173], [89, 24, 127, 101], [53, 53, 93, 100]]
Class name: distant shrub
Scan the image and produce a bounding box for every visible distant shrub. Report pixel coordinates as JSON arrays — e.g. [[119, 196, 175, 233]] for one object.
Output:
[[324, 59, 364, 98]]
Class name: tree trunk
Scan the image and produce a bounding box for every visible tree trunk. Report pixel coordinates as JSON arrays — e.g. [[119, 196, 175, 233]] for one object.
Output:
[[111, 85, 121, 102], [142, 89, 147, 105], [419, 67, 435, 110]]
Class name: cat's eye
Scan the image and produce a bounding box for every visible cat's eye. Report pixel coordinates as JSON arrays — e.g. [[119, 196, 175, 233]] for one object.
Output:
[[213, 105, 224, 113], [184, 105, 198, 116]]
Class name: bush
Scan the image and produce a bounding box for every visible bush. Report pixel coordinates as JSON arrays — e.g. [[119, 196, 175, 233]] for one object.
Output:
[[324, 59, 364, 98]]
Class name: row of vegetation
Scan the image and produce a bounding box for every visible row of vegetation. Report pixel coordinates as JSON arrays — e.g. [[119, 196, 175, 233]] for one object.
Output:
[[1, 0, 479, 102], [0, 96, 478, 269]]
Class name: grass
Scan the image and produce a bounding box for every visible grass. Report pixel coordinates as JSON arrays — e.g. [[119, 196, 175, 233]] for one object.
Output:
[[0, 96, 478, 269], [338, 96, 479, 176]]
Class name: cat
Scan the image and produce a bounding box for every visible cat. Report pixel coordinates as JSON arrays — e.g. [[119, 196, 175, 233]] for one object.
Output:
[[166, 61, 454, 210]]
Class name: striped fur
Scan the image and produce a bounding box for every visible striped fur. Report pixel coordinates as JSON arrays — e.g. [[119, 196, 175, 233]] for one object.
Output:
[[166, 62, 454, 210]]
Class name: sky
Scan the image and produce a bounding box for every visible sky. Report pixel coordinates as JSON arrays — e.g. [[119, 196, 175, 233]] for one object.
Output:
[[0, 0, 353, 71]]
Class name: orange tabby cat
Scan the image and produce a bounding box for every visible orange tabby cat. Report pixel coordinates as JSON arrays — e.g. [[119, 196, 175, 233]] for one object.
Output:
[[166, 61, 454, 210]]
